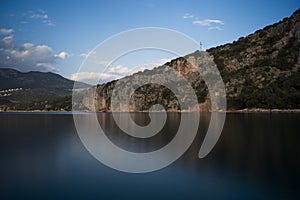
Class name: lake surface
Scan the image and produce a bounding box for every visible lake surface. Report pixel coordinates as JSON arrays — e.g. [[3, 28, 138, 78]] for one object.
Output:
[[0, 112, 299, 199]]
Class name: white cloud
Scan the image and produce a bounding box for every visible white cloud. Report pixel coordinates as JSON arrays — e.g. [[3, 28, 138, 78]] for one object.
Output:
[[10, 49, 29, 58], [69, 72, 120, 84], [112, 58, 171, 77], [0, 35, 68, 72], [70, 58, 172, 84], [6, 44, 51, 60], [30, 13, 48, 19], [35, 45, 52, 55], [70, 65, 132, 84], [182, 13, 224, 30], [70, 57, 173, 84], [55, 51, 69, 59], [36, 63, 57, 72], [2, 35, 14, 45], [208, 26, 223, 31], [108, 65, 132, 75], [0, 28, 14, 35], [23, 43, 34, 49], [183, 13, 194, 19], [193, 19, 224, 26]]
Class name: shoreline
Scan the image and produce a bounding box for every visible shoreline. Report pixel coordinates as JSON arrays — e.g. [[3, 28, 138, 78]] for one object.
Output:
[[1, 108, 300, 113], [226, 108, 300, 113]]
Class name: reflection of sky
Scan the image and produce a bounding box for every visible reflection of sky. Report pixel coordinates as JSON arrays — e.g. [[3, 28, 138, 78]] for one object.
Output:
[[1, 113, 297, 199]]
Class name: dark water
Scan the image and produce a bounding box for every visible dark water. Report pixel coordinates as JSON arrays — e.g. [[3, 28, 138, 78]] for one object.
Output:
[[0, 112, 299, 199]]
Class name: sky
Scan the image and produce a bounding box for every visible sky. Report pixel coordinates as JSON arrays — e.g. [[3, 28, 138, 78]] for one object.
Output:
[[0, 0, 299, 83]]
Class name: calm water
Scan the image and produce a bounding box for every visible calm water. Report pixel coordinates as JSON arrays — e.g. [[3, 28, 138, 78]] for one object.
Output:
[[0, 112, 299, 199]]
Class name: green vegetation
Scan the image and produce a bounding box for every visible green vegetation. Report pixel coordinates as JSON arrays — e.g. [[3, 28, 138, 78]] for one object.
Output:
[[8, 96, 72, 111], [207, 9, 300, 110]]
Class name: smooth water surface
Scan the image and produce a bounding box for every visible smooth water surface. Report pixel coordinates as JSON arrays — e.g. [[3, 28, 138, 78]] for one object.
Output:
[[0, 112, 299, 199]]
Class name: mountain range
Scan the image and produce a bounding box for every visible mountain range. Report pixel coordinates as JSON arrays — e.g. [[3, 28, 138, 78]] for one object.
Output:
[[0, 68, 88, 111], [1, 8, 300, 111]]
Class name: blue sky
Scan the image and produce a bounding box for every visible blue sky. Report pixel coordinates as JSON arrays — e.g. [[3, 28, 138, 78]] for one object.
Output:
[[0, 0, 299, 83]]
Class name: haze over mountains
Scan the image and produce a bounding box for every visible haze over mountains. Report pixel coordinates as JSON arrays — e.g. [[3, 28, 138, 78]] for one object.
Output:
[[1, 8, 300, 111]]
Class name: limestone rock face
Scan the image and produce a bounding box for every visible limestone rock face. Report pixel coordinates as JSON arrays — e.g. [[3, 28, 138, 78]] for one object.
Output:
[[82, 8, 300, 111]]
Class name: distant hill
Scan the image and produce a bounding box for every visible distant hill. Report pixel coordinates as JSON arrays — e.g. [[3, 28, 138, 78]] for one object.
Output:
[[78, 8, 300, 112], [0, 68, 78, 90], [0, 68, 88, 110]]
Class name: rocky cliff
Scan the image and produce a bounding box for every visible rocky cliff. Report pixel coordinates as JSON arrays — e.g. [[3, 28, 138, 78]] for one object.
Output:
[[77, 10, 300, 111], [78, 8, 300, 112]]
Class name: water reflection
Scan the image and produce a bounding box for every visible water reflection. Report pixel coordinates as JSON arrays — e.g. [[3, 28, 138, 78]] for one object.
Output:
[[0, 113, 299, 199], [98, 113, 180, 152]]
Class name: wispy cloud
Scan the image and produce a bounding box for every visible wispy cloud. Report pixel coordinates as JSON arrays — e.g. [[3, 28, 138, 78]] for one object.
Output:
[[183, 13, 194, 19], [43, 19, 55, 26], [2, 35, 14, 45], [208, 26, 223, 31], [80, 51, 97, 59], [0, 28, 14, 35], [193, 19, 224, 26], [27, 10, 55, 26], [183, 13, 224, 31], [80, 53, 89, 58], [29, 13, 48, 19]]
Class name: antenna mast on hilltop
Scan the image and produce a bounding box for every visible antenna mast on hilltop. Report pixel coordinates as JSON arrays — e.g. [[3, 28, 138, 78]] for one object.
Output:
[[199, 41, 203, 51]]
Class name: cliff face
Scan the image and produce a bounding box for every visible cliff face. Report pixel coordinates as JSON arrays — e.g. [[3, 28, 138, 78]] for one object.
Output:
[[81, 54, 211, 112], [82, 8, 300, 111]]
